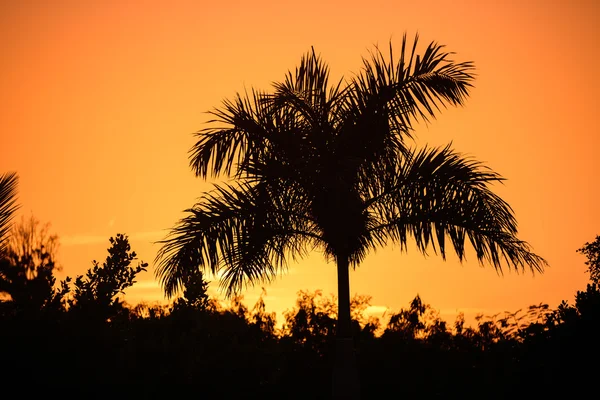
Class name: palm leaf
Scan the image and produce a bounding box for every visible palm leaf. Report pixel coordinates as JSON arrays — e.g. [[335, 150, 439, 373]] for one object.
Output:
[[189, 89, 275, 179], [155, 181, 319, 297], [0, 172, 19, 254], [357, 33, 475, 127], [368, 145, 546, 273]]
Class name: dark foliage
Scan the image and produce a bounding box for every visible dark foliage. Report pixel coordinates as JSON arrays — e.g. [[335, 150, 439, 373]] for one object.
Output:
[[68, 233, 148, 323], [0, 216, 68, 318], [1, 234, 598, 398]]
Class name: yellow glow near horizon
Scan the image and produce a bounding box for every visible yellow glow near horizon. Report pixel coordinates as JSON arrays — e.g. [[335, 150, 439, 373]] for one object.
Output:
[[1, 0, 599, 323]]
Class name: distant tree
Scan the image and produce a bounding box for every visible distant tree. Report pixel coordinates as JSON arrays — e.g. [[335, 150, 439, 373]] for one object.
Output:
[[512, 236, 600, 397], [282, 290, 379, 352], [569, 236, 600, 328], [384, 295, 427, 340], [0, 215, 68, 317], [130, 301, 169, 320], [350, 294, 382, 339], [282, 290, 337, 351], [249, 288, 277, 336], [171, 267, 211, 312], [549, 235, 600, 327], [577, 235, 600, 285], [5, 215, 60, 279], [68, 234, 147, 322]]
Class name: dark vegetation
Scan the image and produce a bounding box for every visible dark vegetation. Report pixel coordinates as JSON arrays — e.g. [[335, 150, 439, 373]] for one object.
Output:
[[1, 215, 598, 398]]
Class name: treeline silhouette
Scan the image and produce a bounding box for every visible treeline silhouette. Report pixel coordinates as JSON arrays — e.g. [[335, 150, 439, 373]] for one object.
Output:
[[1, 219, 599, 398]]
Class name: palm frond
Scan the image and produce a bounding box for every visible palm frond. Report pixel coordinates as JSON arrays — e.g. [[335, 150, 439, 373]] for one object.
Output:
[[0, 172, 19, 254], [357, 33, 475, 127], [272, 48, 329, 120], [155, 181, 319, 297], [189, 89, 275, 179], [338, 34, 475, 164], [368, 146, 547, 273]]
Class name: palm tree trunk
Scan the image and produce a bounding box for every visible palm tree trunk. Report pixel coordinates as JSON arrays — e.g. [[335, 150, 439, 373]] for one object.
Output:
[[336, 255, 352, 339], [332, 254, 360, 400]]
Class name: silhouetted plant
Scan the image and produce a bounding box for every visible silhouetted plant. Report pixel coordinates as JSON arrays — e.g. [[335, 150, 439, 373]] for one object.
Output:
[[282, 290, 337, 354], [130, 301, 169, 320], [578, 235, 600, 285], [3, 275, 598, 399], [350, 294, 382, 340], [155, 34, 546, 399], [171, 267, 211, 312], [250, 288, 277, 335], [544, 235, 600, 329], [68, 233, 147, 322], [502, 236, 600, 397], [0, 215, 68, 317], [544, 236, 600, 343], [384, 294, 427, 340]]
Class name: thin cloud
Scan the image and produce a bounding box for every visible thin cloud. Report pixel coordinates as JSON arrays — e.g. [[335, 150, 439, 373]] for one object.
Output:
[[129, 280, 162, 290], [61, 230, 166, 246], [61, 235, 109, 246], [365, 305, 388, 316], [439, 307, 492, 316], [130, 230, 166, 242]]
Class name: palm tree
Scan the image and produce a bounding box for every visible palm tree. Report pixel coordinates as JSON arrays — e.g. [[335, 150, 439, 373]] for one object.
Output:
[[0, 172, 19, 254], [156, 34, 546, 399]]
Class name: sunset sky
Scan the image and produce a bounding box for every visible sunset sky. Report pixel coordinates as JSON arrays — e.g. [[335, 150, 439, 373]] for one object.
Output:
[[1, 0, 599, 323]]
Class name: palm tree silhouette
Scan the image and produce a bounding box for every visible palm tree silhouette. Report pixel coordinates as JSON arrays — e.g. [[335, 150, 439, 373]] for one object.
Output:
[[156, 34, 546, 399], [0, 172, 19, 254]]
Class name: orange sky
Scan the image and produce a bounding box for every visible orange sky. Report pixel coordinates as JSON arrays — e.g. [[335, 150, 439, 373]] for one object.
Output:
[[1, 0, 599, 323]]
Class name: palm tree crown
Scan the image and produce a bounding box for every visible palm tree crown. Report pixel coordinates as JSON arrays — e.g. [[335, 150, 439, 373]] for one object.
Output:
[[156, 34, 546, 299]]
